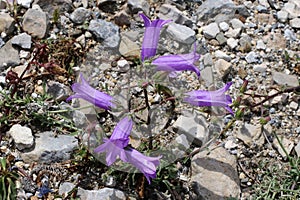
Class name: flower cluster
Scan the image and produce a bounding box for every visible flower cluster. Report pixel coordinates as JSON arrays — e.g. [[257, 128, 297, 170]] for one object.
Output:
[[67, 13, 233, 184]]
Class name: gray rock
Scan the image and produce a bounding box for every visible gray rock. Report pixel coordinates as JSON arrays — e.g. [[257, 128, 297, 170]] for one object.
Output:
[[117, 59, 130, 72], [256, 5, 268, 13], [11, 33, 32, 49], [166, 23, 195, 44], [219, 22, 229, 32], [46, 81, 71, 101], [77, 187, 126, 200], [273, 136, 294, 158], [214, 59, 231, 78], [175, 134, 190, 149], [88, 19, 120, 48], [290, 18, 300, 29], [230, 18, 244, 29], [0, 40, 20, 70], [17, 0, 32, 8], [172, 112, 209, 147], [236, 122, 264, 147], [202, 23, 220, 39], [21, 131, 77, 163], [239, 34, 252, 52], [127, 0, 150, 15], [118, 34, 140, 59], [59, 182, 76, 196], [256, 39, 266, 50], [22, 5, 49, 38], [158, 4, 192, 27], [276, 10, 288, 23], [295, 142, 300, 157], [289, 101, 298, 110], [253, 64, 267, 73], [33, 0, 73, 16], [8, 124, 34, 150], [200, 67, 214, 87], [0, 37, 4, 48], [215, 50, 231, 61], [191, 145, 240, 199], [216, 32, 227, 45], [196, 0, 235, 23], [0, 13, 15, 35], [72, 110, 88, 128], [202, 53, 213, 66], [70, 7, 91, 24], [282, 1, 300, 19], [227, 37, 238, 49], [245, 51, 260, 64], [284, 29, 297, 41], [224, 28, 242, 38], [272, 71, 299, 87]]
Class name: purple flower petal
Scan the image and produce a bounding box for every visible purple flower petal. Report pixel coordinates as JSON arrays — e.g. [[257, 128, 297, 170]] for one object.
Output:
[[110, 116, 133, 148], [94, 116, 133, 165], [184, 82, 234, 114], [67, 73, 115, 110], [124, 148, 161, 184], [139, 13, 171, 61], [152, 43, 201, 77]]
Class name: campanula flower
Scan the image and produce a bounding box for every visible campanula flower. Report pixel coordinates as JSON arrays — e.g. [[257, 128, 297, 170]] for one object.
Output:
[[125, 148, 161, 184], [184, 82, 234, 114], [140, 13, 171, 61], [67, 73, 115, 110], [94, 116, 133, 166], [94, 116, 161, 183], [152, 43, 201, 77]]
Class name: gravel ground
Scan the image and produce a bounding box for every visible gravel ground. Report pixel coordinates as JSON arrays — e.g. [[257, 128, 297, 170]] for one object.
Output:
[[0, 0, 299, 199]]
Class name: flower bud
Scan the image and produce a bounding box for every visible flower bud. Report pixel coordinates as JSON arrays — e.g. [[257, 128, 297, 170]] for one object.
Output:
[[259, 116, 271, 125], [232, 96, 242, 107], [235, 108, 245, 120], [240, 80, 248, 94]]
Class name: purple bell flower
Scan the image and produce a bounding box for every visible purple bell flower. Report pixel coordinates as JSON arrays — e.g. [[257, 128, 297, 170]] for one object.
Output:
[[125, 148, 161, 184], [152, 43, 201, 77], [94, 116, 161, 183], [94, 116, 133, 166], [66, 73, 115, 110], [184, 82, 234, 114], [139, 13, 171, 61]]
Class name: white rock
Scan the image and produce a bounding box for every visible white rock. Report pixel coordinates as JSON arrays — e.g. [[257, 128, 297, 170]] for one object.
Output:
[[77, 187, 126, 200], [17, 0, 32, 8], [295, 142, 300, 157], [173, 113, 209, 147], [253, 63, 267, 73], [202, 22, 220, 39], [230, 18, 244, 29], [8, 124, 34, 150], [236, 123, 264, 147], [167, 23, 195, 44], [289, 101, 298, 110], [227, 37, 238, 49], [219, 22, 229, 32], [277, 10, 288, 23], [290, 18, 300, 29], [273, 136, 294, 158], [191, 145, 240, 199], [214, 59, 231, 78], [215, 50, 231, 61], [224, 28, 242, 38], [256, 39, 266, 50]]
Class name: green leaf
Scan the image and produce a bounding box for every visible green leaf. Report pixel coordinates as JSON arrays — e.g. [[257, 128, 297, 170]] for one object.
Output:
[[0, 158, 6, 171], [1, 176, 7, 200]]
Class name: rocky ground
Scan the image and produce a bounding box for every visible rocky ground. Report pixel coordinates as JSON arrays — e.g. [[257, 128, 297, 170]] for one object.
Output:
[[0, 0, 299, 199]]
